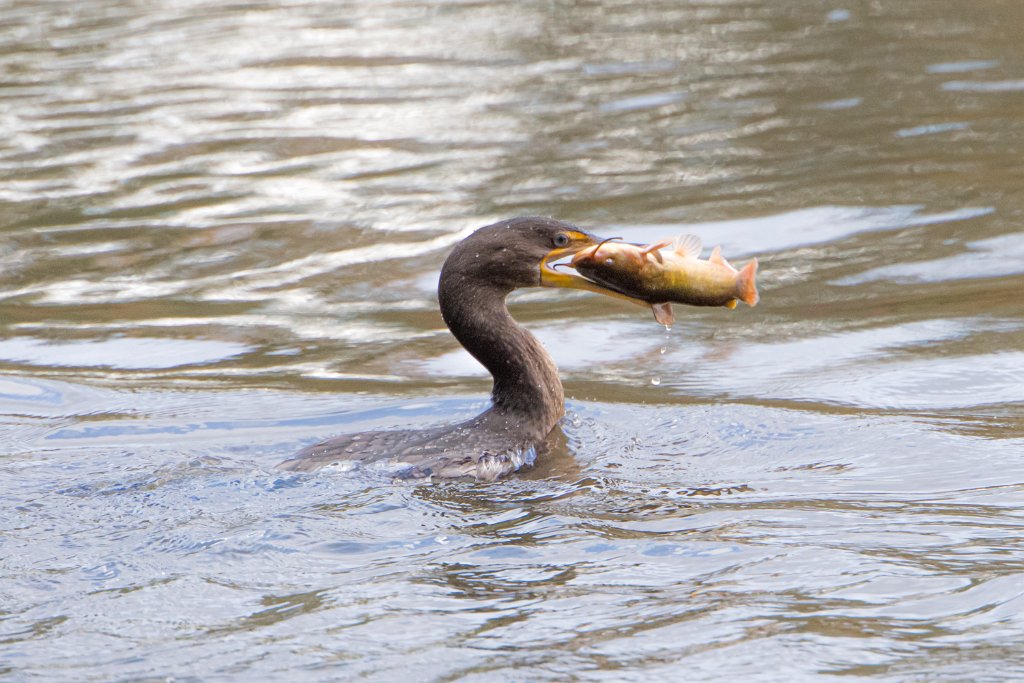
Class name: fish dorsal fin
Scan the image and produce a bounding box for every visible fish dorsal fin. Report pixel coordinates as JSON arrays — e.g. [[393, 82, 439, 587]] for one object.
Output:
[[652, 302, 675, 326], [673, 234, 702, 259], [709, 245, 735, 271]]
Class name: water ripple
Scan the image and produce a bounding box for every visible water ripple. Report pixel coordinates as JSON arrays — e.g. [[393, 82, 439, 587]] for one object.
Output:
[[4, 0, 1024, 680]]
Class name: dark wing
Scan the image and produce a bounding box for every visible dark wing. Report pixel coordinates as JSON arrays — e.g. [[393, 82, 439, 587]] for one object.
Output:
[[276, 421, 537, 481], [276, 428, 434, 473]]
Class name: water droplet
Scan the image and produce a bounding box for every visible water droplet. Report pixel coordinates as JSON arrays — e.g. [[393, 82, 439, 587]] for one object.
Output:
[[650, 377, 661, 386], [659, 346, 666, 355]]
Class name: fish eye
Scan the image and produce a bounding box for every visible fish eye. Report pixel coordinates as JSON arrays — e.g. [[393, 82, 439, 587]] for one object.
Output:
[[604, 257, 615, 266], [553, 233, 570, 248]]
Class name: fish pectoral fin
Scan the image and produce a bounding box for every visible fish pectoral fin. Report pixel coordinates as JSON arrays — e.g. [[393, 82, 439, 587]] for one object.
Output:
[[652, 302, 675, 326], [640, 239, 673, 263], [673, 234, 703, 259], [709, 245, 735, 271]]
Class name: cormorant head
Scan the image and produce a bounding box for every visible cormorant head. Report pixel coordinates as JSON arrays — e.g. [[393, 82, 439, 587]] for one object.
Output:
[[440, 216, 642, 303]]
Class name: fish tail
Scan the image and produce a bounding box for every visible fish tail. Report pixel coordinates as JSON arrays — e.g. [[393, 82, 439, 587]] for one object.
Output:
[[736, 258, 759, 307]]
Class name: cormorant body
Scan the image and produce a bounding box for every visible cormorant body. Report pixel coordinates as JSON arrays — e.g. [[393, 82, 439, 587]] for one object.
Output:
[[277, 217, 626, 480]]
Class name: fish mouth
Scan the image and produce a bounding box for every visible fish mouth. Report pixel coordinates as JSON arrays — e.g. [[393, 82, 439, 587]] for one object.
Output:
[[539, 232, 647, 306]]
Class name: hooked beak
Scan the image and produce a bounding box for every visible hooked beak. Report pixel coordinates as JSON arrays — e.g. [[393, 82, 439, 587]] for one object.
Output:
[[539, 232, 647, 307]]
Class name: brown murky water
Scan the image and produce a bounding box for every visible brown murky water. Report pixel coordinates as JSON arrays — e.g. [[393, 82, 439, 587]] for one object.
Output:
[[2, 1, 1023, 680]]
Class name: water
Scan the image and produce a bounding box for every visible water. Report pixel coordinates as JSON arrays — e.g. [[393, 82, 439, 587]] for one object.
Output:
[[2, 1, 1023, 680]]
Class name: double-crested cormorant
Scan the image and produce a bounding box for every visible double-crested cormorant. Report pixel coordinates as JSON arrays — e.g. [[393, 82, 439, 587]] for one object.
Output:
[[277, 216, 638, 480]]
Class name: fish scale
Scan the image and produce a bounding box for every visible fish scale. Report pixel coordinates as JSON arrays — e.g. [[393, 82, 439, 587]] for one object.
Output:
[[571, 235, 759, 325]]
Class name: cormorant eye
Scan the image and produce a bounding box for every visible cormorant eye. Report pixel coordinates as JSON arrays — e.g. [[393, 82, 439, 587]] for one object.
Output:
[[553, 233, 570, 248]]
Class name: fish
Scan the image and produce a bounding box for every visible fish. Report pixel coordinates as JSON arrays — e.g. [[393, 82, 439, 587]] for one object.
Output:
[[570, 235, 758, 326]]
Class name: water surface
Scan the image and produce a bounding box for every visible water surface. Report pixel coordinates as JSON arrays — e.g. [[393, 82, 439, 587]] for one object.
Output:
[[2, 1, 1024, 680]]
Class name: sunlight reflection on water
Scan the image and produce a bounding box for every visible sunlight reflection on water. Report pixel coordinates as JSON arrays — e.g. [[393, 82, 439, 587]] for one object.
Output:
[[2, 0, 1024, 680]]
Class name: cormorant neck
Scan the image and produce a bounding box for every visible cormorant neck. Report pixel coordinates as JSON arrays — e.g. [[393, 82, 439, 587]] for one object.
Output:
[[438, 272, 564, 438]]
